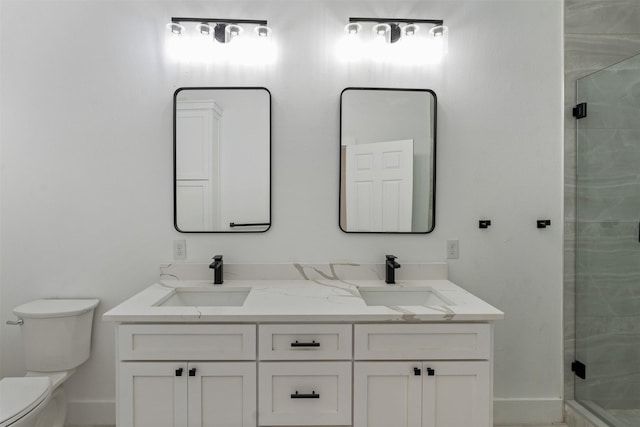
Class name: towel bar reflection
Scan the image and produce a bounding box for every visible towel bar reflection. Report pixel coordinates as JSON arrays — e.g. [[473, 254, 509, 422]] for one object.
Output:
[[229, 222, 270, 228]]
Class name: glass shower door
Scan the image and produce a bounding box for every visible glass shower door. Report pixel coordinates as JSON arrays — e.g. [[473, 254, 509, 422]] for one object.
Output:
[[575, 53, 640, 427]]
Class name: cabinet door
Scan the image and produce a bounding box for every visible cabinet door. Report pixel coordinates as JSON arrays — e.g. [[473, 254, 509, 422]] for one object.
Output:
[[187, 362, 256, 427], [355, 361, 491, 427], [259, 361, 352, 426], [119, 362, 188, 427], [422, 361, 490, 427], [354, 362, 423, 427]]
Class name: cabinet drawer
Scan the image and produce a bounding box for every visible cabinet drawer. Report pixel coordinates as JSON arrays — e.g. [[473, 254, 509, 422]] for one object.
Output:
[[259, 362, 351, 426], [118, 324, 256, 360], [354, 324, 490, 360], [259, 324, 352, 360]]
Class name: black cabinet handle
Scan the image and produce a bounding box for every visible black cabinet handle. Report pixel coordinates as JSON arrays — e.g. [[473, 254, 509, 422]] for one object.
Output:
[[427, 368, 435, 376], [189, 368, 197, 377], [638, 221, 640, 243], [291, 340, 320, 347], [414, 367, 421, 376], [291, 390, 320, 399], [175, 368, 183, 377]]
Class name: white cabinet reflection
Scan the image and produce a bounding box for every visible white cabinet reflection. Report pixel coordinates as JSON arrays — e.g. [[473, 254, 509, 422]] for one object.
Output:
[[174, 88, 271, 232]]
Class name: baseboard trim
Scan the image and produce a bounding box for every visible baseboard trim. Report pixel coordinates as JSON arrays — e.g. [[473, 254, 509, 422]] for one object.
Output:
[[66, 400, 116, 425], [494, 398, 564, 425]]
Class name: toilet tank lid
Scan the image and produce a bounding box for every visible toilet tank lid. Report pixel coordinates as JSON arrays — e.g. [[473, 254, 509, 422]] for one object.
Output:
[[0, 377, 51, 425], [13, 299, 99, 318]]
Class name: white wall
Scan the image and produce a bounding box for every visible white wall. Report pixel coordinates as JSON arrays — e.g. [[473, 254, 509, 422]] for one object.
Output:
[[0, 0, 563, 424]]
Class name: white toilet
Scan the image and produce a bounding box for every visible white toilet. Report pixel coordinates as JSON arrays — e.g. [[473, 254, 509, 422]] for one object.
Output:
[[0, 299, 99, 427]]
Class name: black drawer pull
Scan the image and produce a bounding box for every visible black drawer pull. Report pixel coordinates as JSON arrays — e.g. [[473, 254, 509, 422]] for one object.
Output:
[[291, 390, 320, 399], [291, 340, 320, 347], [414, 367, 421, 376], [189, 368, 197, 377], [175, 368, 183, 377], [427, 368, 435, 376]]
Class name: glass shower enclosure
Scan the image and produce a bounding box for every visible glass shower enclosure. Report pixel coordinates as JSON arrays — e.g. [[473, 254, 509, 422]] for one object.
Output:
[[575, 53, 640, 427]]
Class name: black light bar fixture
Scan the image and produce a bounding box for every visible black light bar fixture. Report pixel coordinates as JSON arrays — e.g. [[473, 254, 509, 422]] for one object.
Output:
[[345, 17, 447, 44], [168, 17, 271, 43]]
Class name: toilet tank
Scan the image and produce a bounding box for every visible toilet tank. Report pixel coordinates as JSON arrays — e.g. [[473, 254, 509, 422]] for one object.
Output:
[[13, 299, 99, 372]]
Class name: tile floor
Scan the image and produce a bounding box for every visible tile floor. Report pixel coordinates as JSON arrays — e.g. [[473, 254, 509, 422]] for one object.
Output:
[[607, 409, 640, 425], [66, 425, 570, 427], [498, 425, 569, 427]]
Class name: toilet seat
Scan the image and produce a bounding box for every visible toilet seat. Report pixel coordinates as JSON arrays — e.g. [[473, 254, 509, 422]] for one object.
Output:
[[25, 370, 72, 391], [0, 377, 51, 427]]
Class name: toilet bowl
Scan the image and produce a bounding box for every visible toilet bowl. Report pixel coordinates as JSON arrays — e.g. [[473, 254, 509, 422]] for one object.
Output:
[[0, 377, 51, 427], [3, 299, 99, 427]]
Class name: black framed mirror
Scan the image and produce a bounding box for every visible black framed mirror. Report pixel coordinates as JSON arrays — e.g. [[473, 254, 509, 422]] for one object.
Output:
[[340, 88, 436, 233], [174, 87, 271, 232]]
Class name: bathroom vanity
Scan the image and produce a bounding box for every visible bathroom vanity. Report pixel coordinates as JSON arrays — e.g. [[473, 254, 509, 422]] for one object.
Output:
[[104, 265, 503, 427]]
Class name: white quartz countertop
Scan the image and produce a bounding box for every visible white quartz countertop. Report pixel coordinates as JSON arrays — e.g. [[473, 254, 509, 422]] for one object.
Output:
[[103, 279, 504, 323]]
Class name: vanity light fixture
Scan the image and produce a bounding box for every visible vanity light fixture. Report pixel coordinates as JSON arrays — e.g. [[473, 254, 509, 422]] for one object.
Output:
[[347, 17, 448, 46], [167, 17, 271, 44]]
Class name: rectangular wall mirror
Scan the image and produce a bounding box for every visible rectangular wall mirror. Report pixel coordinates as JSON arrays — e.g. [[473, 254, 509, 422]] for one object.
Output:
[[340, 88, 436, 233], [174, 87, 271, 232]]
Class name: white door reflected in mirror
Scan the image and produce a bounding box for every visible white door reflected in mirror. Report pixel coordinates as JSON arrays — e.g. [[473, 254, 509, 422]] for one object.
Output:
[[345, 139, 414, 232], [340, 88, 436, 233]]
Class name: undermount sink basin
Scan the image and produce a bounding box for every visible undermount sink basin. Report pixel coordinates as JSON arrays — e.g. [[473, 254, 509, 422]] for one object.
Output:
[[156, 287, 251, 307], [358, 287, 452, 307]]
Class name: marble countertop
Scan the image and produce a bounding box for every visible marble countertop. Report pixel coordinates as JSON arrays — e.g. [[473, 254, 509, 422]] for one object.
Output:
[[103, 279, 504, 323]]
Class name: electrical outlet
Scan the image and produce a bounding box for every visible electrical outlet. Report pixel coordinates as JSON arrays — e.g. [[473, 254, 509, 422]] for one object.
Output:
[[173, 240, 186, 260], [446, 240, 459, 259]]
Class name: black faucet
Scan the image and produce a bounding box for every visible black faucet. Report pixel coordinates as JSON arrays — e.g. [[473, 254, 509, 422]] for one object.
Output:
[[209, 255, 223, 285], [385, 255, 401, 284]]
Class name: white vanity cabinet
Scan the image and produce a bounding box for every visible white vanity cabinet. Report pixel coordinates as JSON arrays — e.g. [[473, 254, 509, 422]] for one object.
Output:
[[105, 277, 503, 427], [116, 324, 257, 427], [353, 324, 492, 427], [115, 322, 494, 427]]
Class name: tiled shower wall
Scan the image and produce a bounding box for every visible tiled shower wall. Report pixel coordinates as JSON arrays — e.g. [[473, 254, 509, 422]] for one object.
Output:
[[564, 0, 640, 402]]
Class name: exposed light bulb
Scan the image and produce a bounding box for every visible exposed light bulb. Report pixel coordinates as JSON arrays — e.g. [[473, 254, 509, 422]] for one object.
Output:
[[344, 23, 362, 35], [166, 22, 185, 35], [429, 25, 449, 56], [255, 25, 271, 37], [196, 23, 213, 35], [403, 23, 420, 37], [429, 25, 446, 37], [228, 24, 242, 37], [372, 23, 391, 44]]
